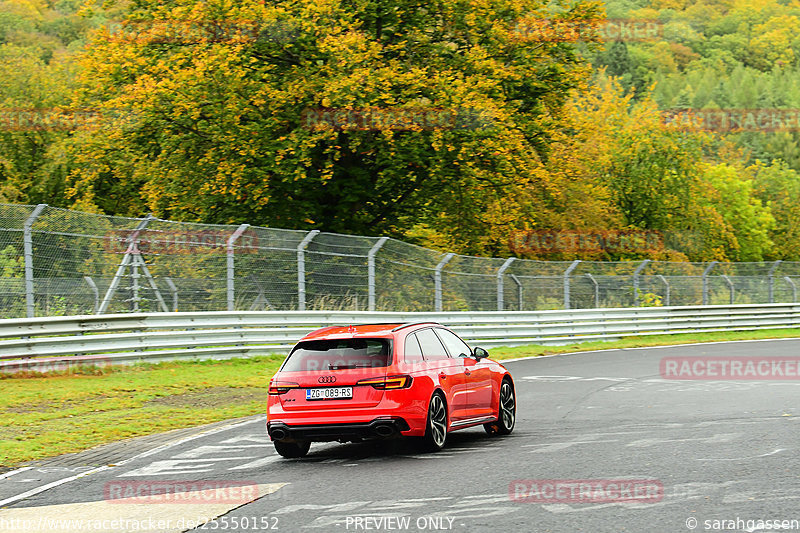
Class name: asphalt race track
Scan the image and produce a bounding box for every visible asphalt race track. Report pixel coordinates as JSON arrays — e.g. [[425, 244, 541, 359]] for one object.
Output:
[[2, 338, 800, 533]]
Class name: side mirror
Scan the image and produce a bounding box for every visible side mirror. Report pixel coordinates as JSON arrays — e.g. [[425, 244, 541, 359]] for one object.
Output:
[[472, 347, 489, 360]]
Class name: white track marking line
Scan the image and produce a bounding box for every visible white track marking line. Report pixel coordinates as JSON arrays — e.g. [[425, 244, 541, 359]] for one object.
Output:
[[697, 448, 787, 461], [228, 455, 282, 470], [0, 416, 265, 508], [0, 467, 33, 481], [0, 465, 114, 508]]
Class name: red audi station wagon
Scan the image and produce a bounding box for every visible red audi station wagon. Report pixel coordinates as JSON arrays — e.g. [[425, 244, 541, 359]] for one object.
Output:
[[267, 322, 515, 458]]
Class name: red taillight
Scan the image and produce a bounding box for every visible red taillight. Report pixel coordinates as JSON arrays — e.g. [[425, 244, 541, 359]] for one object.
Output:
[[357, 375, 413, 390], [268, 381, 299, 395]]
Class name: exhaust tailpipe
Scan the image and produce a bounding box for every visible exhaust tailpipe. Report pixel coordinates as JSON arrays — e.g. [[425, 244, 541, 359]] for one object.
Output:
[[374, 424, 395, 438]]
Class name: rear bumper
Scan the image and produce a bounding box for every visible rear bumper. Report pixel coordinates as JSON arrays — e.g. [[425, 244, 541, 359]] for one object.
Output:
[[267, 417, 411, 443]]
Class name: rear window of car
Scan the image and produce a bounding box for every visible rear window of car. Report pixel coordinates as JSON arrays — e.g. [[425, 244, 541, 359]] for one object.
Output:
[[281, 338, 392, 372]]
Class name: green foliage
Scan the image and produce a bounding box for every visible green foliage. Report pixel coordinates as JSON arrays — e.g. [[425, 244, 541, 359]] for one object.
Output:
[[639, 291, 663, 306], [752, 159, 800, 260], [694, 162, 776, 261], [0, 244, 22, 277], [0, 0, 98, 207]]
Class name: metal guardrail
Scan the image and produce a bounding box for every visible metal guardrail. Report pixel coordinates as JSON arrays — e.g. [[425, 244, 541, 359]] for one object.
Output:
[[2, 304, 799, 373]]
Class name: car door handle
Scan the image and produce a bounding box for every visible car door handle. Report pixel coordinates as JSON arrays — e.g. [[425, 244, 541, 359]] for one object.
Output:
[[464, 370, 471, 376], [439, 372, 447, 380]]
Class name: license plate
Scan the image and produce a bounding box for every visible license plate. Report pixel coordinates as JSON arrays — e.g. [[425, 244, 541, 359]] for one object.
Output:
[[306, 387, 353, 400]]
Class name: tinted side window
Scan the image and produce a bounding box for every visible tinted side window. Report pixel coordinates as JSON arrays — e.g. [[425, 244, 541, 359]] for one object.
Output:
[[416, 328, 449, 361], [404, 334, 423, 363], [435, 328, 472, 358]]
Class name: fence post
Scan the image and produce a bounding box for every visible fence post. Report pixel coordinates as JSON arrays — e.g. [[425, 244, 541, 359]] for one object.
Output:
[[510, 274, 523, 311], [297, 230, 320, 311], [23, 204, 47, 318], [496, 258, 516, 311], [657, 275, 670, 306], [768, 260, 782, 303], [585, 273, 599, 308], [367, 237, 389, 312], [83, 276, 99, 314], [434, 253, 455, 312], [632, 259, 651, 306], [164, 276, 178, 312], [226, 224, 250, 311], [702, 261, 718, 305], [721, 274, 735, 304], [784, 276, 797, 303], [563, 260, 581, 310]]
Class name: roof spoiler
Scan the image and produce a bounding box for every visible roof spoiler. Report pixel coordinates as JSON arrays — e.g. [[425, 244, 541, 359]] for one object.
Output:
[[391, 322, 441, 332]]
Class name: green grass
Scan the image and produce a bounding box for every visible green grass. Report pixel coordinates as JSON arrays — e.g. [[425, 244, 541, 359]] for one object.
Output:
[[0, 355, 285, 466], [2, 327, 799, 467]]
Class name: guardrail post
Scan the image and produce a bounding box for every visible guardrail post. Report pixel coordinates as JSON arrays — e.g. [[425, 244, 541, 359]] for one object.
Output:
[[784, 276, 797, 303], [434, 253, 455, 312], [367, 237, 389, 311], [768, 260, 782, 303], [164, 277, 178, 312], [23, 204, 47, 318], [585, 273, 599, 308], [226, 224, 250, 311], [657, 275, 670, 306], [297, 230, 320, 311], [632, 259, 651, 306], [496, 258, 516, 311], [510, 274, 523, 311], [563, 260, 581, 310], [702, 261, 718, 305], [721, 274, 735, 304], [83, 276, 99, 314]]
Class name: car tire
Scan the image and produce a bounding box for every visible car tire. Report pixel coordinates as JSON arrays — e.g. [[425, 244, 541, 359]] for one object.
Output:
[[484, 378, 515, 436], [274, 440, 311, 458], [421, 392, 448, 452]]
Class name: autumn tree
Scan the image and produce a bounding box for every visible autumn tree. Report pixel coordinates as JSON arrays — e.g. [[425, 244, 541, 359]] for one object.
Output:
[[752, 159, 800, 260], [67, 0, 603, 253], [698, 162, 775, 261]]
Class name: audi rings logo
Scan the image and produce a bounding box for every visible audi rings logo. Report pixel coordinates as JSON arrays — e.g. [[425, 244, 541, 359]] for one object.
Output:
[[318, 375, 336, 384]]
